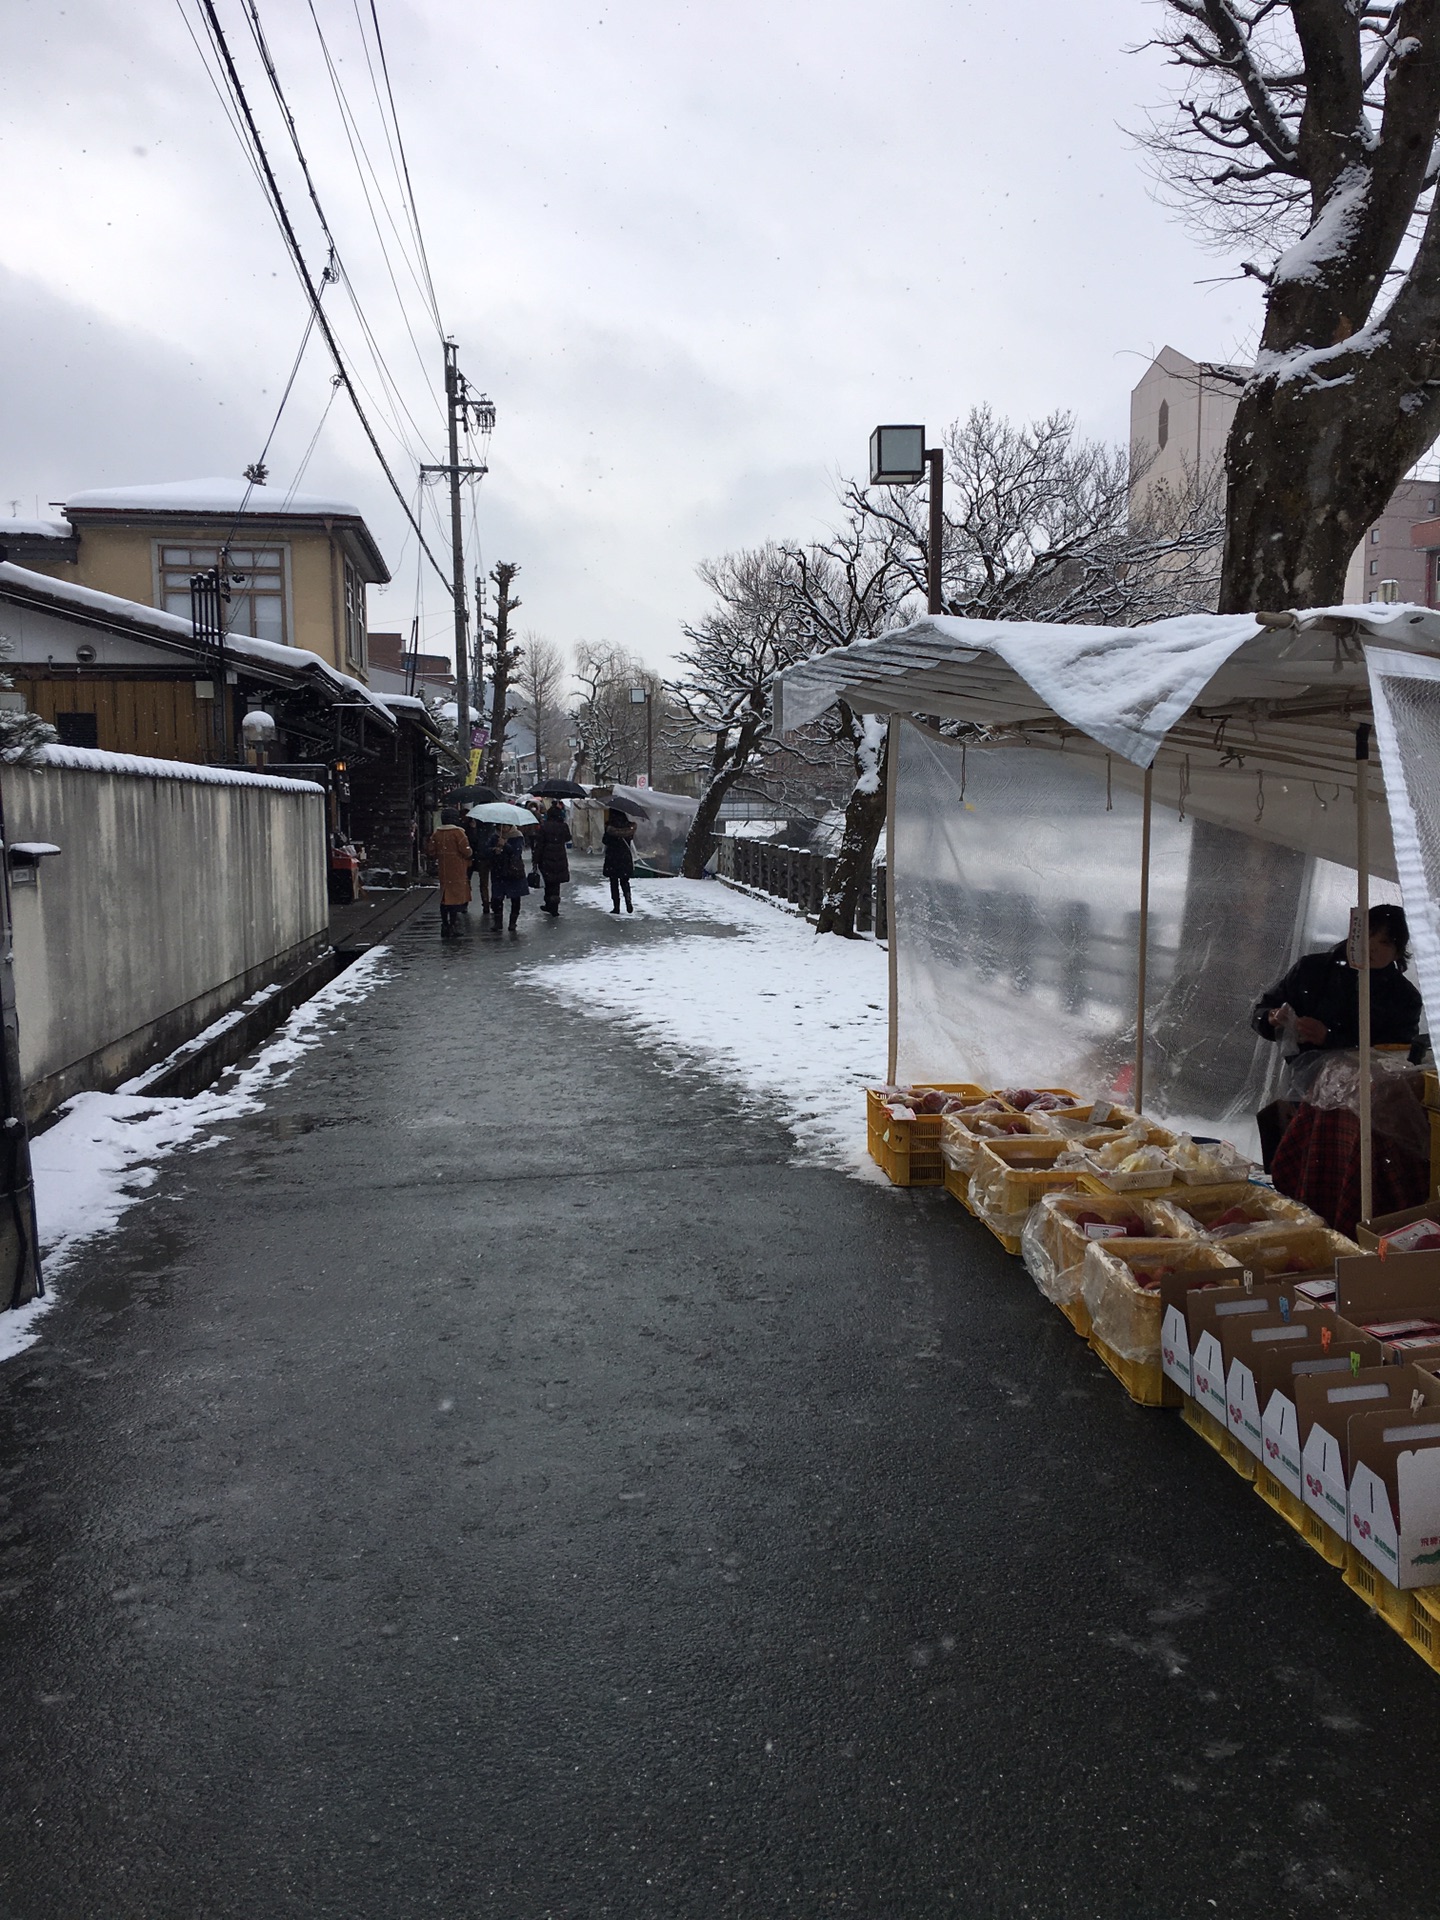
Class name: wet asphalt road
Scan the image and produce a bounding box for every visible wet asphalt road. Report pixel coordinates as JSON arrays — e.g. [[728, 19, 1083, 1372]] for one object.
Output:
[[3, 867, 1440, 1919]]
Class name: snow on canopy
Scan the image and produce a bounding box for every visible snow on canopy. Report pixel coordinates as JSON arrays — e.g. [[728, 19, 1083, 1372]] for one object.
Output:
[[63, 478, 368, 519]]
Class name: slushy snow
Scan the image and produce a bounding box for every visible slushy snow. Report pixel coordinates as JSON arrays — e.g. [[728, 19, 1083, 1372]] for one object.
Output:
[[518, 879, 887, 1170], [0, 946, 393, 1367]]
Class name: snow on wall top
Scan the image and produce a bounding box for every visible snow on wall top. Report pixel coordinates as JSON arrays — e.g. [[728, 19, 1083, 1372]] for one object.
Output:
[[0, 518, 74, 540], [63, 477, 367, 519], [0, 562, 398, 728], [26, 744, 324, 794]]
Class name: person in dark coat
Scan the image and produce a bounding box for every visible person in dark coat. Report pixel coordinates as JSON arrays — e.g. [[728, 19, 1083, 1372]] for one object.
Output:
[[465, 816, 496, 912], [488, 824, 529, 932], [1254, 904, 1427, 1230], [424, 808, 472, 939], [1251, 904, 1423, 1058], [602, 809, 635, 914], [535, 802, 572, 917]]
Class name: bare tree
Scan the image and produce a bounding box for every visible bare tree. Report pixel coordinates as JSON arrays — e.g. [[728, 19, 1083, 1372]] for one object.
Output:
[[515, 632, 567, 781], [571, 641, 665, 784], [853, 406, 1224, 624], [482, 561, 521, 788], [1137, 0, 1440, 609], [667, 544, 829, 877]]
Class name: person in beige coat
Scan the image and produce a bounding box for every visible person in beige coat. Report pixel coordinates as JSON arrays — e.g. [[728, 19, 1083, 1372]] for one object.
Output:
[[425, 809, 473, 939]]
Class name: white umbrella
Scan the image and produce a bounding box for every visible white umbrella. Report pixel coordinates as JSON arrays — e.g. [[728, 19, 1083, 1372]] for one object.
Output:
[[468, 802, 539, 825]]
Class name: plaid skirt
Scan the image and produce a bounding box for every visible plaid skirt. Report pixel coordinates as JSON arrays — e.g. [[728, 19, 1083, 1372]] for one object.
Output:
[[1271, 1102, 1428, 1239]]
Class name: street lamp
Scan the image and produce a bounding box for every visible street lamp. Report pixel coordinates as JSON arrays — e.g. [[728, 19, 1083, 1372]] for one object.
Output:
[[629, 685, 654, 787], [869, 423, 944, 615]]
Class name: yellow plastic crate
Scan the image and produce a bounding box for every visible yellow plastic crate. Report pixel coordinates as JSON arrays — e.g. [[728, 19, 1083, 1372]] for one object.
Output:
[[1181, 1394, 1256, 1482], [865, 1084, 985, 1187], [1153, 1183, 1320, 1235], [1057, 1293, 1091, 1339], [1090, 1330, 1181, 1408], [942, 1162, 975, 1212], [971, 1137, 1083, 1216], [1255, 1464, 1306, 1532], [1219, 1222, 1360, 1276], [1081, 1238, 1240, 1377]]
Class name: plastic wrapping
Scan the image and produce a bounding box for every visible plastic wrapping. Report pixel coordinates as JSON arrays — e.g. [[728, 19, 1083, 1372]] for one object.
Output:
[[1021, 1190, 1195, 1309], [1291, 1049, 1429, 1159], [1151, 1184, 1321, 1241], [1368, 646, 1440, 1046], [1081, 1241, 1240, 1364], [890, 722, 1418, 1159]]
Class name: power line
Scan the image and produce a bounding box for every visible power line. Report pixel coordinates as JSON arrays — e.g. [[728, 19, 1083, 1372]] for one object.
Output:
[[236, 0, 440, 467], [192, 0, 453, 593], [362, 0, 444, 335]]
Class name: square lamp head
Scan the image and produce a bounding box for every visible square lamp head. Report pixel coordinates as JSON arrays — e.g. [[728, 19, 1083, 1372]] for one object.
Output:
[[869, 424, 927, 486]]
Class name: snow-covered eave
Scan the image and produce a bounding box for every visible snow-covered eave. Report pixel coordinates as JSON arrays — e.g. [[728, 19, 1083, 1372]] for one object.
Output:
[[61, 483, 390, 583], [23, 743, 325, 795], [0, 563, 397, 732]]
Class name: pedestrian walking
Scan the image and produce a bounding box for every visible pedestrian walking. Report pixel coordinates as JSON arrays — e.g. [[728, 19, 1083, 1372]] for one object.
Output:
[[466, 816, 497, 912], [489, 823, 529, 932], [535, 801, 572, 917], [424, 809, 473, 939], [603, 808, 635, 914]]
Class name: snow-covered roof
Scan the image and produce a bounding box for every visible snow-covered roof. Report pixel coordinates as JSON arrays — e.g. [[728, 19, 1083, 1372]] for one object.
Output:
[[64, 477, 366, 518], [27, 743, 324, 794], [61, 478, 390, 583], [0, 562, 397, 731], [0, 518, 73, 541]]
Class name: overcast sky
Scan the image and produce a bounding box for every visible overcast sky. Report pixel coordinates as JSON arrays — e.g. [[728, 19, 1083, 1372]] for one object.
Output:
[[1, 1, 1260, 673]]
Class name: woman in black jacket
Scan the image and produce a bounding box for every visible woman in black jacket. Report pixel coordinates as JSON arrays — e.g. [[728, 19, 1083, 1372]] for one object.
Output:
[[602, 809, 635, 914], [489, 825, 529, 932], [535, 803, 572, 917], [1252, 904, 1423, 1058]]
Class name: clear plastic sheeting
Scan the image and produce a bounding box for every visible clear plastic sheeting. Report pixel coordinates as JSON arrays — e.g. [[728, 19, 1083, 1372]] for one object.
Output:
[[1081, 1241, 1238, 1364], [1020, 1190, 1188, 1310], [1294, 1049, 1430, 1159], [891, 721, 1413, 1157], [1369, 645, 1440, 1037], [604, 785, 700, 873]]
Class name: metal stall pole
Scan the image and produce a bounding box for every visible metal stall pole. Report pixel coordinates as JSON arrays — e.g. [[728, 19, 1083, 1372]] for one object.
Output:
[[1134, 765, 1153, 1113], [885, 717, 900, 1085], [1356, 725, 1373, 1227]]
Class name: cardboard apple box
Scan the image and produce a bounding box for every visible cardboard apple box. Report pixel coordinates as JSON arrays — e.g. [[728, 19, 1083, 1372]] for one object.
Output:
[[1295, 1366, 1440, 1547], [1222, 1311, 1379, 1460], [1184, 1285, 1318, 1426], [1348, 1403, 1440, 1588], [1332, 1250, 1440, 1361], [1156, 1267, 1247, 1397], [1355, 1203, 1440, 1254]]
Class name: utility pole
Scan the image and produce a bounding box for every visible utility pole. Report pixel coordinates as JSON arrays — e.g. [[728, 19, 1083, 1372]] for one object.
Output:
[[421, 340, 493, 787]]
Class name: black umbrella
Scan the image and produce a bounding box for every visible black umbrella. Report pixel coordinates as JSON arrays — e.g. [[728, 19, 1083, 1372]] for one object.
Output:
[[445, 783, 503, 804], [530, 777, 588, 799]]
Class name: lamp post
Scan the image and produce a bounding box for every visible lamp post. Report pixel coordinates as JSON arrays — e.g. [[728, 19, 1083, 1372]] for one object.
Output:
[[869, 424, 943, 615], [629, 685, 653, 786]]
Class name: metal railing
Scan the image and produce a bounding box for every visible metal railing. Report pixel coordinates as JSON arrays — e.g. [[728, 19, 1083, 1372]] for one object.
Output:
[[714, 837, 887, 938]]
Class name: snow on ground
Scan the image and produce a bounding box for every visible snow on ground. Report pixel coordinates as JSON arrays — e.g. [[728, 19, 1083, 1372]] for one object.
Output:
[[521, 879, 887, 1171], [0, 947, 394, 1367]]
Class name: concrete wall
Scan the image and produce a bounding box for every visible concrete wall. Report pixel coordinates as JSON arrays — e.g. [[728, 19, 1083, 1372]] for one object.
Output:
[[5, 748, 329, 1120]]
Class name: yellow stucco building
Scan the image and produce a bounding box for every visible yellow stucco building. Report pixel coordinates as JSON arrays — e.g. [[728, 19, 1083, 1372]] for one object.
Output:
[[7, 477, 389, 681]]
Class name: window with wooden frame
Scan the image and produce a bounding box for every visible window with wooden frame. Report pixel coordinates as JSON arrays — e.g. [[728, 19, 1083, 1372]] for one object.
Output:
[[342, 555, 367, 671], [157, 543, 288, 645]]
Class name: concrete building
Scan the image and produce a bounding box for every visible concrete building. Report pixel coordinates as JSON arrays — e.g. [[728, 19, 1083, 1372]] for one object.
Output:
[[365, 630, 454, 700], [0, 477, 389, 681], [1131, 347, 1440, 604], [1129, 345, 1244, 506]]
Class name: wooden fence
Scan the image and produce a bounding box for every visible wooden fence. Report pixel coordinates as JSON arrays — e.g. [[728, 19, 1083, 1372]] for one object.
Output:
[[714, 837, 887, 938]]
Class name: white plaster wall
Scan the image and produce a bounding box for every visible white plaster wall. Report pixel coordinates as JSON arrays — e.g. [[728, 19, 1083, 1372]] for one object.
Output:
[[4, 758, 328, 1092]]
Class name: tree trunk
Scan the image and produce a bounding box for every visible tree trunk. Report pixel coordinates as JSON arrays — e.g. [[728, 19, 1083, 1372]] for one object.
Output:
[[1219, 380, 1406, 611], [815, 748, 888, 936], [680, 764, 745, 877]]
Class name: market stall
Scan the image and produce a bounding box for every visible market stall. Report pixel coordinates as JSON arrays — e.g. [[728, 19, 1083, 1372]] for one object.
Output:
[[774, 602, 1440, 1671]]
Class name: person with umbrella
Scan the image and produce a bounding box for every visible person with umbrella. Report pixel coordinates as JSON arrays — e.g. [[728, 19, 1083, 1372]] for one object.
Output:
[[603, 807, 636, 914], [488, 821, 531, 932], [424, 807, 473, 939], [534, 801, 572, 917]]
